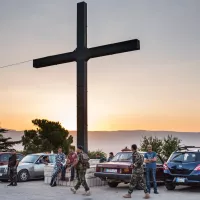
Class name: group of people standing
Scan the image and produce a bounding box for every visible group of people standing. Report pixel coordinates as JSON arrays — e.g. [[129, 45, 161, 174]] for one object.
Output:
[[123, 144, 158, 199], [6, 144, 158, 198], [49, 146, 91, 196]]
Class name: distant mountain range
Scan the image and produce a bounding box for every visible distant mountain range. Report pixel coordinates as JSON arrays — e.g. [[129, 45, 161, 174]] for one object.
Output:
[[2, 129, 200, 155]]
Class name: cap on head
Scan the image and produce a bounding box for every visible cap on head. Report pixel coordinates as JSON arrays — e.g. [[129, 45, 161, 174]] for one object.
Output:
[[77, 145, 83, 150]]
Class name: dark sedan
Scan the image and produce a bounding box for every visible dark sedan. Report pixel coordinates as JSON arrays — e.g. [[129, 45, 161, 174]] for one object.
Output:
[[94, 151, 164, 188]]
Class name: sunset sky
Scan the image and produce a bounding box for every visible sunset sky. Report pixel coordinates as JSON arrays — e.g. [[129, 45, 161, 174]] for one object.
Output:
[[0, 0, 200, 132]]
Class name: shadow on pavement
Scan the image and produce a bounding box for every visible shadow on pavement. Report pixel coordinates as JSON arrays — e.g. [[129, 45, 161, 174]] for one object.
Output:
[[175, 186, 200, 193]]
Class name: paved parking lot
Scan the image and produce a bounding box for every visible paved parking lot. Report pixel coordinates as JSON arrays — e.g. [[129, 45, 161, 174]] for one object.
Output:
[[0, 180, 199, 200]]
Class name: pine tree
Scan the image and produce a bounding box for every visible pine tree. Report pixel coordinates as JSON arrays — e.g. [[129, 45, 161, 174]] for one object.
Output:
[[0, 129, 22, 151]]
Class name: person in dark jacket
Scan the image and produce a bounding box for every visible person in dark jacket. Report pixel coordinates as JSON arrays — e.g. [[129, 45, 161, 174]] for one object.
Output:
[[107, 152, 114, 162], [96, 153, 107, 163], [7, 150, 19, 186]]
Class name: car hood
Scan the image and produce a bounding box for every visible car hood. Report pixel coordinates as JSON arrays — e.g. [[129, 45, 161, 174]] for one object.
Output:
[[0, 164, 8, 169]]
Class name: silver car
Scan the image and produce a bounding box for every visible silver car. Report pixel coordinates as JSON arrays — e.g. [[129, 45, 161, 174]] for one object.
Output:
[[17, 153, 56, 182]]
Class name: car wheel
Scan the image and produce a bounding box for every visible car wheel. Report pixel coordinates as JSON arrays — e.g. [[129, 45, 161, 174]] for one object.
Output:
[[165, 183, 176, 190], [18, 170, 30, 182], [108, 182, 119, 188]]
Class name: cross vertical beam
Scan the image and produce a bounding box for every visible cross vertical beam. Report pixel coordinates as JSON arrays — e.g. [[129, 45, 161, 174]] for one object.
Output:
[[33, 1, 141, 154], [76, 2, 88, 152]]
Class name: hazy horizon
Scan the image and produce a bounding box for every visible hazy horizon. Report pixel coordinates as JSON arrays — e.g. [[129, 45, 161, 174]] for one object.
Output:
[[3, 129, 200, 154], [1, 0, 200, 132]]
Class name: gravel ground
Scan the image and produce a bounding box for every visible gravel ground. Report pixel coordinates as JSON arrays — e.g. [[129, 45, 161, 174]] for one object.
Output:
[[0, 180, 199, 200]]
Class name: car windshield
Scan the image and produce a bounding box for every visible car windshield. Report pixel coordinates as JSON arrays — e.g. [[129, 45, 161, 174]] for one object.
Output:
[[111, 152, 133, 162], [169, 152, 200, 163], [20, 155, 39, 163]]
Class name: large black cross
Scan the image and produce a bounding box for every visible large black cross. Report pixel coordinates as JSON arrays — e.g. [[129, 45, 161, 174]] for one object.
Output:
[[33, 1, 140, 153]]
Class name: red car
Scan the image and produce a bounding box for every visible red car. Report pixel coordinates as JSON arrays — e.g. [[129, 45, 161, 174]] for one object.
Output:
[[0, 152, 24, 181], [0, 152, 24, 166], [94, 150, 164, 188]]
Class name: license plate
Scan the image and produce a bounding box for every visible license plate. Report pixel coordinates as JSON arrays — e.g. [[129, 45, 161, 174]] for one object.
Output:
[[105, 169, 117, 173], [176, 177, 185, 183], [0, 173, 2, 176]]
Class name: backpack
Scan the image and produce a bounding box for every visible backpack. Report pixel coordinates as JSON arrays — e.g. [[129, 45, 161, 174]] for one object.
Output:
[[81, 152, 90, 169]]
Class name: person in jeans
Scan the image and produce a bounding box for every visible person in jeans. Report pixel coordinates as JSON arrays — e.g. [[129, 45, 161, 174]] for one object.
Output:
[[61, 148, 77, 181], [144, 145, 158, 194]]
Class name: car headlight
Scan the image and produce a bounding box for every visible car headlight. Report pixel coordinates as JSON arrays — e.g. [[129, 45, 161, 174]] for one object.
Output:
[[4, 167, 8, 173]]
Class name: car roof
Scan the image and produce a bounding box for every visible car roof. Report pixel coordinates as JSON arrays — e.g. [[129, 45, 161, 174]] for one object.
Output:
[[0, 152, 23, 155], [28, 153, 56, 156], [174, 150, 200, 153], [118, 151, 146, 154]]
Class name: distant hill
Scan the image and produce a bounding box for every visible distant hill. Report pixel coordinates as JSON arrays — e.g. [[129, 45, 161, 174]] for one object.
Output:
[[2, 129, 200, 155]]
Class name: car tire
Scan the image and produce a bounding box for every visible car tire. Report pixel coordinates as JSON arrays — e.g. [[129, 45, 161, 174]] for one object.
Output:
[[18, 170, 30, 182], [165, 183, 176, 190], [108, 182, 119, 188]]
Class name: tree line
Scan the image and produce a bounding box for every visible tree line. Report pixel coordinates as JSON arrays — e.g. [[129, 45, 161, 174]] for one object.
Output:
[[1, 119, 181, 160]]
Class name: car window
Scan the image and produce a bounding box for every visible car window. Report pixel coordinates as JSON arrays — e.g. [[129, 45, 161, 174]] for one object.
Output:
[[49, 155, 56, 163], [17, 154, 24, 161], [111, 152, 132, 162], [156, 156, 163, 164], [21, 155, 39, 163], [0, 154, 11, 162], [170, 152, 199, 163]]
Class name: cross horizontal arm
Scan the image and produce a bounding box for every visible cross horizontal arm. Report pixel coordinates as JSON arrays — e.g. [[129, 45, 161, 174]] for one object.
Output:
[[33, 51, 76, 68], [89, 39, 140, 59]]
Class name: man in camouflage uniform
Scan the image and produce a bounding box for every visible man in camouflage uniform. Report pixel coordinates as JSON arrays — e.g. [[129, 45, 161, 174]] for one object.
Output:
[[50, 147, 65, 187], [70, 145, 91, 196], [123, 144, 150, 199], [7, 150, 19, 186]]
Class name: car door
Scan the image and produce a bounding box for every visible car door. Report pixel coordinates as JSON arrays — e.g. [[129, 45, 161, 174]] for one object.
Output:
[[0, 153, 12, 165], [156, 155, 164, 181], [34, 156, 45, 178], [17, 154, 24, 162], [48, 155, 56, 164]]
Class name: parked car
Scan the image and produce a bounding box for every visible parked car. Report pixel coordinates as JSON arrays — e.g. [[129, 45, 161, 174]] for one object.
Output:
[[163, 146, 200, 190], [0, 152, 24, 181], [0, 153, 55, 182], [94, 150, 164, 188], [17, 153, 56, 182]]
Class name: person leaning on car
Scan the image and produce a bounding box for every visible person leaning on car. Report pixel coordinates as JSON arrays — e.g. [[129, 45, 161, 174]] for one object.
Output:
[[40, 156, 50, 165], [144, 145, 158, 194]]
